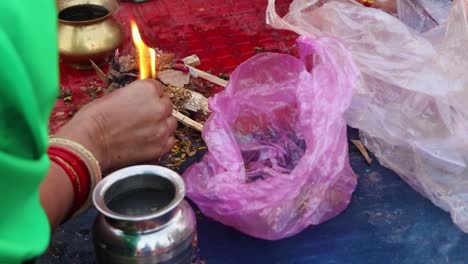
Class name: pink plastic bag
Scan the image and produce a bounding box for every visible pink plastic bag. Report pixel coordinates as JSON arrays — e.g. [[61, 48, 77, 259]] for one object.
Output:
[[183, 37, 359, 240]]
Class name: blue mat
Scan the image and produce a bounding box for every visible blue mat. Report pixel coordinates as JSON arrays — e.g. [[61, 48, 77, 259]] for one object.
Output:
[[40, 129, 468, 264]]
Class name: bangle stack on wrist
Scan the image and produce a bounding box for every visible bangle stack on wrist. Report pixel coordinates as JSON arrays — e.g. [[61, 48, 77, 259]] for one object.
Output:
[[47, 137, 102, 219]]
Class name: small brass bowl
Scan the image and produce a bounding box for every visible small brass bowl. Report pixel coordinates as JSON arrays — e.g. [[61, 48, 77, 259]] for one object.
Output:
[[58, 0, 124, 69]]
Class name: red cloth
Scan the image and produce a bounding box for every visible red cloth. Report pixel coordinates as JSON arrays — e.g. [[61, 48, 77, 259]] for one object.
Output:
[[53, 0, 296, 133]]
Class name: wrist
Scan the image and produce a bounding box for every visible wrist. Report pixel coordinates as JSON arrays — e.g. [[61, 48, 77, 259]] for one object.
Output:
[[47, 137, 102, 219], [54, 117, 109, 171], [40, 162, 74, 229]]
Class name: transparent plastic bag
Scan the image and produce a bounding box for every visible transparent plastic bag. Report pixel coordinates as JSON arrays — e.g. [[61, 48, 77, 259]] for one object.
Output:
[[416, 0, 453, 25], [397, 0, 439, 32], [267, 0, 468, 231], [183, 37, 359, 240]]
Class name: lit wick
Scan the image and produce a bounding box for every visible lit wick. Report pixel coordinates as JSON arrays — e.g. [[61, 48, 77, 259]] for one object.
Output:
[[130, 20, 204, 132]]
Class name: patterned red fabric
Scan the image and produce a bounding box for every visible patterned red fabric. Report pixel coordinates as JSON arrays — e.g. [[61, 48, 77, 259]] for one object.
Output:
[[53, 0, 297, 133]]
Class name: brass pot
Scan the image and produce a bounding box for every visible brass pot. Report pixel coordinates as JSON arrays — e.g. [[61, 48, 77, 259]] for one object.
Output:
[[57, 0, 124, 69]]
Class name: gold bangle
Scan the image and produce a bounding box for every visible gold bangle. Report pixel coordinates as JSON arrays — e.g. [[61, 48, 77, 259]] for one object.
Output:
[[49, 137, 102, 217]]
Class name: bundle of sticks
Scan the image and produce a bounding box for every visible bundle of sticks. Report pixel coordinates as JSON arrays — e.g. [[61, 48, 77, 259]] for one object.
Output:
[[91, 51, 228, 132], [90, 50, 374, 167]]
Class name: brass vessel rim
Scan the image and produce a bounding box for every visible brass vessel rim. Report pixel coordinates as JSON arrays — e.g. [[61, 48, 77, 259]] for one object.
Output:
[[57, 0, 118, 24], [93, 165, 186, 222], [58, 14, 113, 25]]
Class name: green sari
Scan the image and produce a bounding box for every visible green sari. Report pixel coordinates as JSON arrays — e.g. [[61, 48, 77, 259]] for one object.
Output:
[[0, 1, 58, 263]]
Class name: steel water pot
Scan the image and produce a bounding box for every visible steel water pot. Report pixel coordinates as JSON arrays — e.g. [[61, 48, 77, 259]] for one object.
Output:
[[92, 165, 198, 264]]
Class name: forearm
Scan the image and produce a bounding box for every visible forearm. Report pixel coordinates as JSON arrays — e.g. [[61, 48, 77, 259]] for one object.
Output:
[[39, 162, 74, 230], [38, 79, 175, 231], [40, 121, 105, 230]]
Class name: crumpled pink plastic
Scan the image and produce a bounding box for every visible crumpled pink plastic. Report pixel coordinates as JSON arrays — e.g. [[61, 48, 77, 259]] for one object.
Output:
[[183, 37, 359, 240]]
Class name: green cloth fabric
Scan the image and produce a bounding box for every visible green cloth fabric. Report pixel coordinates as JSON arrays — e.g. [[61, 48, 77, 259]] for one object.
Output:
[[0, 1, 58, 263]]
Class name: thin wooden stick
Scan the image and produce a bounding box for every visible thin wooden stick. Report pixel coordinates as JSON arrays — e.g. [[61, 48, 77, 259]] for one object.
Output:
[[172, 110, 204, 132], [178, 65, 228, 131], [182, 54, 201, 67], [187, 66, 228, 87], [90, 60, 109, 84], [183, 89, 209, 114], [351, 139, 372, 165]]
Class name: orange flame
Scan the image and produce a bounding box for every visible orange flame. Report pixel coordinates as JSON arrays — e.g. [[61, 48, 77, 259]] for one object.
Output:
[[131, 20, 156, 79]]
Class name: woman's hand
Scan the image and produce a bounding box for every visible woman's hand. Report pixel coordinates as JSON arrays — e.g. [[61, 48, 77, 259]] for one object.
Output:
[[42, 80, 176, 228], [55, 80, 177, 171]]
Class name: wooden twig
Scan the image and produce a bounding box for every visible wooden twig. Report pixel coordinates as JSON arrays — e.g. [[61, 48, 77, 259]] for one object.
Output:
[[187, 66, 228, 87], [182, 54, 201, 67], [172, 110, 203, 132], [183, 89, 209, 114], [90, 60, 109, 84], [351, 139, 372, 165]]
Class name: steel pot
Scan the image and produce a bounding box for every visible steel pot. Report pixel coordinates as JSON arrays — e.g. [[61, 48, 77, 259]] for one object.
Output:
[[92, 165, 198, 264]]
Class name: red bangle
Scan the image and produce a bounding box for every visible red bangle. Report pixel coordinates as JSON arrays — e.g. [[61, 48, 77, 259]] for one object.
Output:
[[49, 147, 91, 195], [48, 147, 90, 207], [48, 137, 102, 219], [48, 154, 82, 217], [48, 146, 92, 217]]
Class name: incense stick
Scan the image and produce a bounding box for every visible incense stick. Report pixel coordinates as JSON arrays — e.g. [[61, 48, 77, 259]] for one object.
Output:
[[187, 66, 228, 88], [172, 110, 203, 132]]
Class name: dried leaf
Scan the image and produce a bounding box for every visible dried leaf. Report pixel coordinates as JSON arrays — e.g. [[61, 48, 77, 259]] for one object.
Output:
[[118, 54, 137, 72], [156, 52, 175, 71], [164, 85, 192, 111], [183, 90, 209, 114], [158, 70, 190, 87]]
